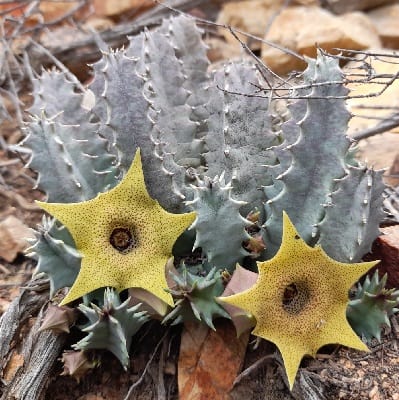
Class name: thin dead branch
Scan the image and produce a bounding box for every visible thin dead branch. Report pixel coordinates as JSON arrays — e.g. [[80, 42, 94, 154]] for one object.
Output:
[[123, 329, 170, 400], [233, 353, 277, 387], [353, 114, 399, 141], [0, 278, 67, 400]]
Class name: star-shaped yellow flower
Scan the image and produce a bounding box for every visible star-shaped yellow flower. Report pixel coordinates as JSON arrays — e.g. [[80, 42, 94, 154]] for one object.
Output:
[[37, 149, 196, 307], [219, 212, 378, 390]]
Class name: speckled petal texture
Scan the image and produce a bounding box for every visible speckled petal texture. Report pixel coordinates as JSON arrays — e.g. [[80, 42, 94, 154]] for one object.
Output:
[[37, 149, 196, 306], [219, 212, 378, 390]]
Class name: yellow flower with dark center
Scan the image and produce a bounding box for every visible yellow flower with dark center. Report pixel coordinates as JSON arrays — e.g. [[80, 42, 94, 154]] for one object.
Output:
[[219, 212, 378, 390], [37, 149, 196, 307]]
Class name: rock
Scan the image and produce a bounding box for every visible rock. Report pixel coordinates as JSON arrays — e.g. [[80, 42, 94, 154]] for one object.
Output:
[[38, 1, 88, 22], [0, 216, 34, 263], [355, 132, 399, 186], [346, 50, 399, 175], [205, 37, 243, 63], [260, 6, 381, 74], [83, 16, 114, 32], [370, 225, 399, 288], [368, 4, 399, 48], [216, 0, 319, 52], [93, 0, 154, 17], [323, 0, 395, 14], [296, 0, 320, 4], [216, 0, 285, 51]]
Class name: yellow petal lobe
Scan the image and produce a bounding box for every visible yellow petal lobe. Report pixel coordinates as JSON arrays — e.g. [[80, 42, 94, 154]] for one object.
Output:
[[37, 149, 196, 307], [219, 211, 378, 390]]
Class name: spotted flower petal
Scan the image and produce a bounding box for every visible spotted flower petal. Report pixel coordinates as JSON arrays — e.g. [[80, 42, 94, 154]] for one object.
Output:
[[219, 212, 378, 390], [37, 149, 196, 306]]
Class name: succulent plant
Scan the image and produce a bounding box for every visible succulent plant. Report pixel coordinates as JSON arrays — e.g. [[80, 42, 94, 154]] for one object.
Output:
[[22, 115, 118, 204], [186, 174, 253, 272], [26, 216, 80, 297], [73, 288, 149, 369], [163, 265, 230, 330], [347, 270, 399, 341], [24, 15, 385, 271], [21, 14, 393, 389], [262, 54, 385, 262]]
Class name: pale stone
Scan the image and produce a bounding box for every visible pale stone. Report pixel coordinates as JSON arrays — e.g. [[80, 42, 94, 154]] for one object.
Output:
[[93, 0, 154, 17], [217, 0, 285, 51], [38, 1, 85, 22], [83, 16, 114, 32], [324, 0, 394, 14], [0, 216, 34, 263], [296, 0, 320, 4], [261, 6, 381, 74], [369, 4, 399, 48], [205, 37, 244, 64], [346, 50, 399, 176], [216, 0, 319, 51]]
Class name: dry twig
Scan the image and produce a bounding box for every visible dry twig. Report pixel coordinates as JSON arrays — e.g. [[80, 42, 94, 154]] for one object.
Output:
[[124, 329, 170, 400], [233, 353, 277, 387]]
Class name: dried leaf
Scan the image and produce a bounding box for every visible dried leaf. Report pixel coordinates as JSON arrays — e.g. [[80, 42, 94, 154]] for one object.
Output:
[[39, 304, 76, 334], [0, 3, 26, 18], [223, 265, 258, 296], [178, 320, 249, 400], [61, 350, 98, 383], [128, 287, 169, 317], [219, 265, 258, 336], [0, 216, 35, 262]]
